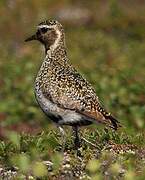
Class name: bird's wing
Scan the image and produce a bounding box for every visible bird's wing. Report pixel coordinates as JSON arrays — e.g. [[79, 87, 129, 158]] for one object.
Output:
[[43, 69, 120, 129]]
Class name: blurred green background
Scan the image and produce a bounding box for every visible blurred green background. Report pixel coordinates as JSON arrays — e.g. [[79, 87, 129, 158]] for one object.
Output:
[[0, 0, 145, 179], [0, 0, 144, 135]]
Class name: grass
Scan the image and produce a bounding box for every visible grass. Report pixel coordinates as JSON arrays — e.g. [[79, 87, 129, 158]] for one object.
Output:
[[1, 129, 145, 179], [0, 1, 145, 179]]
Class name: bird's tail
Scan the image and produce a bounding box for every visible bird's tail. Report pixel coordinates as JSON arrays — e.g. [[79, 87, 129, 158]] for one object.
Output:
[[96, 102, 121, 130], [107, 115, 121, 130]]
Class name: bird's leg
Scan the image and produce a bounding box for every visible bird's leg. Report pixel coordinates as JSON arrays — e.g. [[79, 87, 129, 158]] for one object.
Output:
[[72, 126, 80, 149], [58, 126, 66, 151]]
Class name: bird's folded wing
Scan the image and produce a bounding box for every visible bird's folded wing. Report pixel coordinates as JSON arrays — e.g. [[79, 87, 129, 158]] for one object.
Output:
[[45, 92, 120, 129], [44, 90, 110, 124], [42, 70, 120, 128]]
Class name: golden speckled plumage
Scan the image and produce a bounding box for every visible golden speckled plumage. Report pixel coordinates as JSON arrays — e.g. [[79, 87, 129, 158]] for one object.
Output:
[[26, 20, 121, 130]]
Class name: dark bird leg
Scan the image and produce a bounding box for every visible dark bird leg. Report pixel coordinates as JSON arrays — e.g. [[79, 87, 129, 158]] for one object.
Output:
[[72, 126, 80, 149]]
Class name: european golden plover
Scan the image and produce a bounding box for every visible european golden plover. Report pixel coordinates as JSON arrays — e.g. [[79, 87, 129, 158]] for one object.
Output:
[[25, 20, 120, 149]]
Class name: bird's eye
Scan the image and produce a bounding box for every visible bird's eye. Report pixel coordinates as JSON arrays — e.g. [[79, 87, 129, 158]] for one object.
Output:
[[41, 27, 48, 33]]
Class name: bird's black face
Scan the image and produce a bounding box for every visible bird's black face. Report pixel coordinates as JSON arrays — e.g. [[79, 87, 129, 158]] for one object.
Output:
[[25, 20, 61, 50]]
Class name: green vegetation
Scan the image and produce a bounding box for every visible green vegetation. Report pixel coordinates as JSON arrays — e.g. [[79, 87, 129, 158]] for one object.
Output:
[[0, 1, 145, 179]]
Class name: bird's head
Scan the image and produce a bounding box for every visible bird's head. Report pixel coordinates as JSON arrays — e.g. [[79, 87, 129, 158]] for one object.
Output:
[[25, 20, 64, 51]]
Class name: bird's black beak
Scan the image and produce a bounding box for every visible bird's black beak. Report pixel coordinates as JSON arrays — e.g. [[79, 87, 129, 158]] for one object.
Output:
[[25, 34, 37, 42]]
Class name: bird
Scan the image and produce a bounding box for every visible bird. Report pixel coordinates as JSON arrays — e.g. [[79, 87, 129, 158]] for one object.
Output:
[[25, 20, 121, 149]]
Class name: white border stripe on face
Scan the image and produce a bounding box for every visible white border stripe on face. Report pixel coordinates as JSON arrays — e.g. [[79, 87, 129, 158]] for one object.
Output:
[[38, 25, 50, 29]]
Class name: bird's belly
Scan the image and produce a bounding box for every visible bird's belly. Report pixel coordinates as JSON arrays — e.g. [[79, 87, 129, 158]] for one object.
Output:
[[59, 112, 92, 126], [35, 88, 91, 126], [35, 88, 63, 122]]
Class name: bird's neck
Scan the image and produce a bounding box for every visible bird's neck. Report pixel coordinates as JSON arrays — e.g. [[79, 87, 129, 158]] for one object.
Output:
[[35, 38, 73, 92], [35, 40, 69, 88], [45, 40, 68, 66]]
